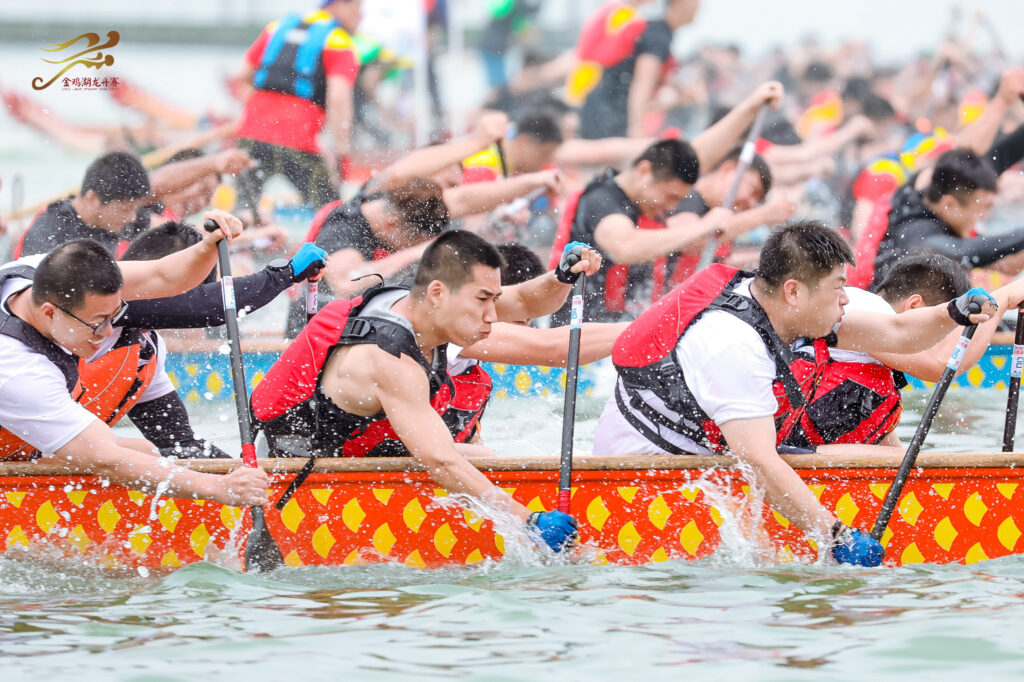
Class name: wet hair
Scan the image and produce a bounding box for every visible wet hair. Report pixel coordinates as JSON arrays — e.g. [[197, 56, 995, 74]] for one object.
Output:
[[873, 252, 970, 306], [497, 243, 544, 286], [412, 230, 502, 294], [715, 148, 772, 197], [925, 148, 998, 204], [385, 178, 450, 238], [81, 151, 151, 204], [122, 221, 213, 282], [32, 239, 124, 310], [755, 220, 855, 292], [861, 94, 896, 121], [515, 112, 563, 145], [633, 139, 700, 184]]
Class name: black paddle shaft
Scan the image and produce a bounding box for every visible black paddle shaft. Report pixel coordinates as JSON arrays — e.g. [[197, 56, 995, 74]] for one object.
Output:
[[203, 220, 283, 571], [871, 323, 978, 540], [558, 275, 585, 513], [1003, 307, 1024, 452]]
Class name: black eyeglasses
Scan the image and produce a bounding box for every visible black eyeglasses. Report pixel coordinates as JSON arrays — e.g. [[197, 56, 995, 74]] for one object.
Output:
[[55, 299, 128, 337]]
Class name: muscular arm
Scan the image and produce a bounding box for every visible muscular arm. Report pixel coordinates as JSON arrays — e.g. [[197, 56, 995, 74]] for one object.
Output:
[[458, 322, 628, 367], [555, 137, 655, 167], [596, 213, 718, 265], [837, 299, 990, 355], [375, 354, 530, 520], [443, 173, 554, 219], [718, 416, 836, 538], [119, 266, 292, 329]]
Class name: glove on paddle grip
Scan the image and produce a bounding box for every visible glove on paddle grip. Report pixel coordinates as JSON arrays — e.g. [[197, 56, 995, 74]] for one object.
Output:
[[948, 286, 994, 326], [556, 241, 590, 284], [527, 510, 579, 552], [289, 242, 328, 282], [831, 521, 884, 567]]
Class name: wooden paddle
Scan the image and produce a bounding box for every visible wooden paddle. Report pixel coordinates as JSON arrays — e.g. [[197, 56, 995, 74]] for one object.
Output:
[[204, 219, 284, 572], [696, 104, 770, 270], [1002, 306, 1024, 452], [871, 319, 979, 540], [558, 270, 586, 514]]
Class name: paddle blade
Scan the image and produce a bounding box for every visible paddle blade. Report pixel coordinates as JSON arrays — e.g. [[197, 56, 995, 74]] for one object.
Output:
[[245, 506, 284, 573]]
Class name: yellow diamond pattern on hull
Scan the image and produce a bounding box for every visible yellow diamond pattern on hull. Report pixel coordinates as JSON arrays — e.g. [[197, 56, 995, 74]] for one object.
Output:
[[869, 483, 890, 500], [405, 550, 426, 569], [66, 490, 88, 507], [650, 547, 669, 563], [464, 510, 484, 532], [67, 525, 91, 552], [647, 495, 672, 530], [4, 492, 26, 508], [680, 486, 700, 502], [373, 523, 396, 556], [158, 500, 182, 534], [36, 501, 59, 535], [618, 487, 638, 503], [998, 517, 1021, 551], [403, 498, 427, 533], [372, 488, 394, 505], [6, 525, 28, 548], [190, 523, 210, 558], [161, 550, 182, 567], [807, 484, 826, 500], [284, 550, 302, 567], [965, 543, 989, 564], [220, 506, 243, 530], [312, 524, 335, 559], [97, 500, 121, 533], [964, 492, 988, 526], [466, 550, 484, 563], [772, 510, 790, 528], [898, 492, 924, 526], [997, 483, 1018, 499], [932, 483, 955, 499], [587, 496, 611, 531], [680, 521, 704, 556], [835, 493, 859, 527], [934, 517, 958, 552], [312, 489, 333, 506], [617, 522, 641, 556], [280, 497, 305, 533], [343, 550, 360, 565], [901, 542, 925, 564], [433, 523, 457, 558], [526, 497, 547, 513], [341, 497, 365, 533], [129, 525, 152, 556]]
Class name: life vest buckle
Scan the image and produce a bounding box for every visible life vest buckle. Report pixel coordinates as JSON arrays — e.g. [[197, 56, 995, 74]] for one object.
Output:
[[344, 318, 372, 338]]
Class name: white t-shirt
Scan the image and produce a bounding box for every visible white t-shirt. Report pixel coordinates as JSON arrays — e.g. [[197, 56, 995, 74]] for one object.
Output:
[[445, 343, 477, 377], [595, 279, 778, 455], [0, 257, 97, 454]]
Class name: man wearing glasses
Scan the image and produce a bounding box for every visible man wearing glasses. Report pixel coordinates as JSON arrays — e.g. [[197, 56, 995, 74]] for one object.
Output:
[[0, 210, 269, 507]]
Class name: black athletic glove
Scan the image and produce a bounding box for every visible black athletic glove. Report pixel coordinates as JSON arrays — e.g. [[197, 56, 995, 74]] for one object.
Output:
[[288, 242, 328, 283], [947, 287, 995, 326], [555, 241, 589, 284]]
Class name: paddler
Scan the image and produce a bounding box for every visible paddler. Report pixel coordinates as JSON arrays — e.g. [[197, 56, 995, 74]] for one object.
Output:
[[251, 231, 603, 552], [596, 221, 997, 566], [0, 212, 268, 506], [232, 0, 362, 215]]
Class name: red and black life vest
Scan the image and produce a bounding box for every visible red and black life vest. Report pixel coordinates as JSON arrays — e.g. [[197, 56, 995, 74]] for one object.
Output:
[[567, 2, 648, 104], [77, 329, 159, 428], [0, 264, 85, 461], [443, 363, 493, 444], [611, 264, 831, 454], [252, 285, 466, 457], [253, 12, 340, 109], [549, 172, 658, 319]]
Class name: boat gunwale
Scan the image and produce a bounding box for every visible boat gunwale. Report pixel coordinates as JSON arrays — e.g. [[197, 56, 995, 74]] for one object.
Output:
[[1, 452, 1022, 478]]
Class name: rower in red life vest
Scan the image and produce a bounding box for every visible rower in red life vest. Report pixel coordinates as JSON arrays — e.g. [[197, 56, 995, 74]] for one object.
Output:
[[595, 221, 998, 566], [252, 231, 604, 552]]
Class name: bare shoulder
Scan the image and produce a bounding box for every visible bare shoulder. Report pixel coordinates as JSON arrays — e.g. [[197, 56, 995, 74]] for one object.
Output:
[[324, 344, 426, 391]]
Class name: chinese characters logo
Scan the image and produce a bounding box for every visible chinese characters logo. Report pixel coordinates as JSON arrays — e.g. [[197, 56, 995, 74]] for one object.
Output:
[[33, 31, 120, 91]]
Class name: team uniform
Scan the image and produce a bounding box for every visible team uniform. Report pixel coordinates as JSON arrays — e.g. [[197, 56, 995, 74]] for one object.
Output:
[[17, 198, 135, 259], [234, 9, 360, 211]]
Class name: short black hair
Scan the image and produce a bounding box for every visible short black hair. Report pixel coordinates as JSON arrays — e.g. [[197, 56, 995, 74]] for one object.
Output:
[[497, 243, 544, 286], [841, 76, 873, 104], [716, 148, 772, 197], [925, 148, 998, 204], [515, 112, 563, 145], [32, 239, 123, 310], [385, 178, 450, 238], [634, 139, 700, 184], [873, 252, 970, 306], [756, 221, 855, 292], [413, 230, 502, 294], [81, 151, 151, 204], [861, 94, 896, 121], [122, 221, 202, 261], [803, 61, 834, 83]]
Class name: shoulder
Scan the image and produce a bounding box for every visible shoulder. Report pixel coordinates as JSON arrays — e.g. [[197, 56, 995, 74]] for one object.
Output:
[[0, 335, 71, 391], [680, 310, 771, 363]]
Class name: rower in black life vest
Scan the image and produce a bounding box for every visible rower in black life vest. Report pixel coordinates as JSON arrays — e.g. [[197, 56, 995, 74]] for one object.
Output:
[[549, 81, 786, 322], [0, 213, 269, 506], [74, 221, 326, 458], [252, 231, 603, 552], [595, 221, 997, 566]]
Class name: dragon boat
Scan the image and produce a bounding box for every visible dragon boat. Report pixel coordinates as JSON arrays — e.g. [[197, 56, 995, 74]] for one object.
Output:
[[2, 453, 1023, 571]]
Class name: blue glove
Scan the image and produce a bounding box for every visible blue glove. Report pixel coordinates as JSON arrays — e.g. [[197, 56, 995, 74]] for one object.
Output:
[[831, 524, 884, 567], [289, 243, 328, 282], [948, 286, 995, 325], [526, 510, 579, 552], [555, 241, 590, 284]]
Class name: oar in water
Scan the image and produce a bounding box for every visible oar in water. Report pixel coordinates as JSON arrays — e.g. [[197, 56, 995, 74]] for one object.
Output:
[[1002, 306, 1024, 452], [871, 318, 979, 541], [696, 104, 771, 270], [204, 220, 284, 572], [558, 270, 586, 514]]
